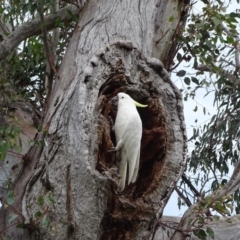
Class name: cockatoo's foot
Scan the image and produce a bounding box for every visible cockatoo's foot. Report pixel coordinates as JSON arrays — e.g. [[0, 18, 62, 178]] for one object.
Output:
[[108, 147, 117, 152]]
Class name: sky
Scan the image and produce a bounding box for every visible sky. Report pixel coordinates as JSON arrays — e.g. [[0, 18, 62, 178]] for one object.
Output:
[[163, 83, 216, 216]]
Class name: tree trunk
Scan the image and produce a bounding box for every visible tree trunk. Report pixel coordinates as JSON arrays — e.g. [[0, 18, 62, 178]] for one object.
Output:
[[1, 1, 188, 239]]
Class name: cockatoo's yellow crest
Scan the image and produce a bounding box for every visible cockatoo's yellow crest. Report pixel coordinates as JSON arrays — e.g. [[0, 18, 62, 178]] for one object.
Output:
[[133, 100, 148, 108]]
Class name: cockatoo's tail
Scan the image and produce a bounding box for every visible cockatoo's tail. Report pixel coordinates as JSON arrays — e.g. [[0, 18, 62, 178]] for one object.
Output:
[[111, 92, 147, 191]]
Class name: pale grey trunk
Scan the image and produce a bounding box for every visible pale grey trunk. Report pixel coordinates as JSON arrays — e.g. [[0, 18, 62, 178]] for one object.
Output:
[[2, 0, 188, 239]]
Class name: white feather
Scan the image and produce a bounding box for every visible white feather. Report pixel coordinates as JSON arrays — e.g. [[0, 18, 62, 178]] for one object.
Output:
[[114, 93, 143, 191]]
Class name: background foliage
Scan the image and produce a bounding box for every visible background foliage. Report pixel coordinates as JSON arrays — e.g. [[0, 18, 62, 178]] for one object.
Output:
[[173, 0, 240, 217], [0, 1, 76, 234]]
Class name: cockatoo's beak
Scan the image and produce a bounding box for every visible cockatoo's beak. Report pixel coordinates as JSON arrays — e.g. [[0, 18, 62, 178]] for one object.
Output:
[[133, 100, 148, 108]]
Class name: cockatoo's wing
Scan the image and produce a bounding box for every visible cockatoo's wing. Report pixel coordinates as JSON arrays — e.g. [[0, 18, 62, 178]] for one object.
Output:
[[124, 117, 141, 185], [115, 107, 142, 190], [118, 147, 128, 191], [131, 147, 140, 183]]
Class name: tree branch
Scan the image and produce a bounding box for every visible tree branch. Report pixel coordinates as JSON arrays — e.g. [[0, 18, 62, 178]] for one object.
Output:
[[171, 159, 240, 240], [175, 186, 192, 207], [0, 16, 12, 41], [181, 173, 200, 198], [0, 5, 80, 62], [195, 64, 238, 84], [221, 22, 240, 73]]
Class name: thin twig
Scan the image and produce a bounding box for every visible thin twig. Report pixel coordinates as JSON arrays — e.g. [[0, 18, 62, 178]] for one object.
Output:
[[0, 197, 25, 222], [175, 186, 192, 207], [182, 173, 200, 197]]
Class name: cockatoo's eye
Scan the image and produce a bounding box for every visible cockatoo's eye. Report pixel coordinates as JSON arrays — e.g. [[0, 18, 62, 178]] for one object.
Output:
[[121, 96, 124, 99]]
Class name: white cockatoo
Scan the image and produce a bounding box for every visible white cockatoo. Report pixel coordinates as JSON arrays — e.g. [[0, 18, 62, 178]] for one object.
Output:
[[110, 92, 147, 191]]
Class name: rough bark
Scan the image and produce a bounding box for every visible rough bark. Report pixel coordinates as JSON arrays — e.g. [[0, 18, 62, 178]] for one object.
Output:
[[1, 0, 189, 239], [27, 42, 186, 240]]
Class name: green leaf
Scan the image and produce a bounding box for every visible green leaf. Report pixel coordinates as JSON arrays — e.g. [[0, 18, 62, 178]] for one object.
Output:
[[191, 77, 199, 85], [221, 179, 227, 185], [227, 36, 235, 44], [206, 227, 214, 239], [177, 70, 186, 77], [6, 190, 15, 205], [198, 216, 205, 224], [2, 236, 10, 240], [230, 12, 240, 19], [177, 53, 182, 61], [193, 105, 198, 112], [30, 3, 38, 15], [187, 218, 194, 226], [35, 211, 42, 219], [17, 223, 26, 229], [8, 213, 18, 223], [204, 196, 212, 204], [66, 9, 78, 21], [22, 3, 28, 15], [213, 215, 220, 221], [169, 16, 174, 22], [40, 215, 50, 228], [184, 77, 190, 85], [177, 196, 181, 210], [214, 201, 226, 213], [226, 218, 232, 223], [211, 180, 219, 190], [37, 195, 44, 206], [193, 229, 207, 240], [48, 195, 56, 204], [212, 17, 221, 26]]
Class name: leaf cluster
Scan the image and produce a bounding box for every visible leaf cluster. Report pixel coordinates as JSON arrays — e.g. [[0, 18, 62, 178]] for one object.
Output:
[[0, 0, 77, 167], [174, 0, 240, 221], [0, 124, 22, 161], [0, 0, 75, 109], [0, 190, 56, 239]]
